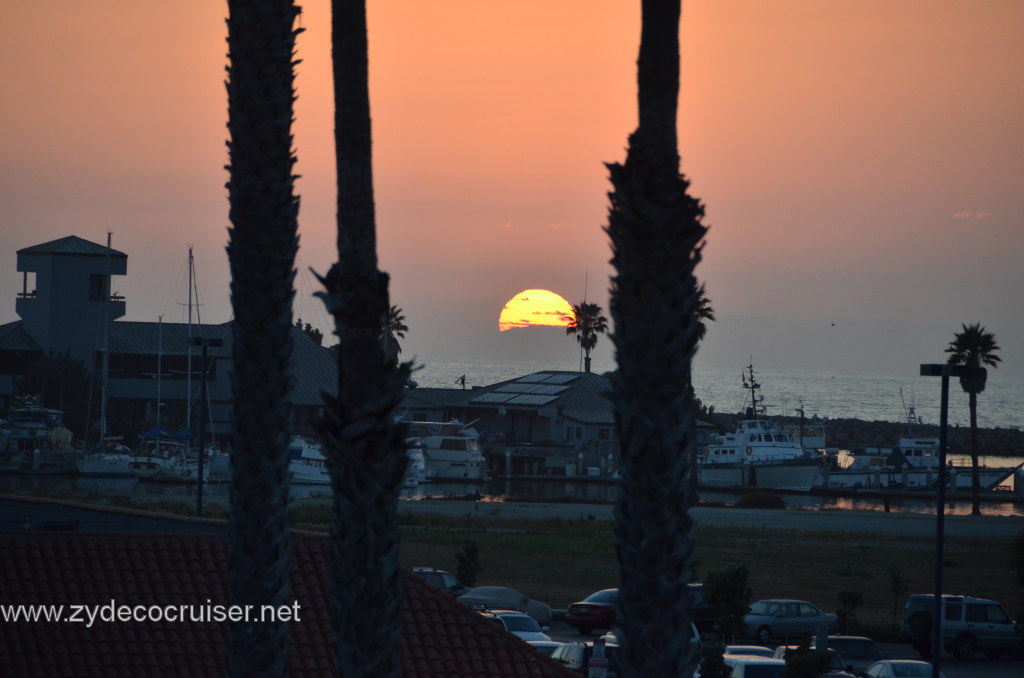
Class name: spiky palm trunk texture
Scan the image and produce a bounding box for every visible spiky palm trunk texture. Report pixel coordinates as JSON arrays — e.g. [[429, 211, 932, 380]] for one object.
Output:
[[606, 1, 706, 676], [224, 1, 302, 676], [317, 1, 411, 675]]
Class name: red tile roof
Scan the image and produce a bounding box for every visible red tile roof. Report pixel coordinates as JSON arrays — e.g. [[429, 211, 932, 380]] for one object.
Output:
[[1, 531, 579, 678]]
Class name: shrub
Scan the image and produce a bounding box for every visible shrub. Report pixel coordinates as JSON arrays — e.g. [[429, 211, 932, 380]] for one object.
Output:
[[735, 491, 785, 509], [455, 540, 483, 587]]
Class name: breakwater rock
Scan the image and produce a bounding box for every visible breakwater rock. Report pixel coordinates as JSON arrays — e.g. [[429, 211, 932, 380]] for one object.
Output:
[[710, 414, 1024, 457]]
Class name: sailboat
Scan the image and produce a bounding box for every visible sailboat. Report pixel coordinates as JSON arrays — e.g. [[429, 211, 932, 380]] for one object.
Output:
[[76, 233, 137, 477], [128, 248, 211, 484]]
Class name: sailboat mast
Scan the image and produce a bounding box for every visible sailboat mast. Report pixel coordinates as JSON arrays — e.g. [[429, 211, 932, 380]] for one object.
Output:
[[156, 315, 163, 454], [186, 246, 194, 430]]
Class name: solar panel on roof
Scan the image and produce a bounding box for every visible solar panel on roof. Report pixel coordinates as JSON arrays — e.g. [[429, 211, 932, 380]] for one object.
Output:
[[514, 374, 550, 384], [469, 393, 516, 404], [506, 394, 559, 406], [494, 383, 569, 395], [539, 373, 579, 385]]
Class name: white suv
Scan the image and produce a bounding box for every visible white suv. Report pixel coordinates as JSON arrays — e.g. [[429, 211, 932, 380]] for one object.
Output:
[[902, 594, 1019, 659]]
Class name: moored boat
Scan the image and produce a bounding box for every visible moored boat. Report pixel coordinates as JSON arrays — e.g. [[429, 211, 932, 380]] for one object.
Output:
[[128, 433, 208, 483], [286, 435, 430, 487], [76, 441, 136, 477], [2, 397, 78, 475], [288, 436, 329, 485], [404, 420, 487, 482], [819, 437, 1022, 491], [698, 364, 823, 492]]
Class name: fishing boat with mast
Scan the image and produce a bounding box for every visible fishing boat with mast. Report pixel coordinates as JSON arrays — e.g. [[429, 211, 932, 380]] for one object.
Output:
[[698, 363, 824, 492]]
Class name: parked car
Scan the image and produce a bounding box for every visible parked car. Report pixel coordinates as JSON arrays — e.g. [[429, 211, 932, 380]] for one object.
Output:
[[770, 635, 882, 674], [527, 640, 562, 657], [743, 599, 837, 644], [481, 610, 551, 642], [724, 645, 775, 658], [601, 622, 701, 656], [771, 645, 856, 677], [822, 635, 883, 674], [457, 585, 552, 624], [688, 582, 724, 633], [863, 659, 946, 678], [721, 655, 787, 678], [568, 584, 717, 635], [566, 588, 619, 634], [408, 567, 466, 597], [901, 593, 1018, 659], [550, 640, 619, 676]]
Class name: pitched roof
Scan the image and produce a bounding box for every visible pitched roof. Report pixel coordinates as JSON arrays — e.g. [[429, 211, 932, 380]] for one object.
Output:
[[0, 321, 41, 352], [1, 529, 578, 678], [406, 371, 615, 426], [17, 235, 127, 258]]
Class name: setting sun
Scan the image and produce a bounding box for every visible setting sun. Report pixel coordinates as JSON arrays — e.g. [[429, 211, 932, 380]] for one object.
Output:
[[498, 289, 574, 332]]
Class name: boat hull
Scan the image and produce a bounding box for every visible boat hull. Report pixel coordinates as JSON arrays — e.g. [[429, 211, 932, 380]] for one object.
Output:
[[699, 457, 822, 492], [76, 455, 135, 477], [423, 451, 486, 481], [129, 459, 208, 483], [817, 465, 1019, 491]]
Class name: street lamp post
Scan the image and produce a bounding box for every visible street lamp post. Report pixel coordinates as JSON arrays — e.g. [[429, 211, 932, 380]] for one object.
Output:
[[919, 363, 972, 678], [193, 336, 223, 517]]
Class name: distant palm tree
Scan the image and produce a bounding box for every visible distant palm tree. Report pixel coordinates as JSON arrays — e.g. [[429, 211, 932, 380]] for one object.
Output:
[[380, 304, 408, 365], [605, 0, 706, 675], [224, 1, 302, 675], [945, 323, 1001, 516], [566, 302, 609, 373], [315, 0, 412, 675], [695, 284, 716, 342]]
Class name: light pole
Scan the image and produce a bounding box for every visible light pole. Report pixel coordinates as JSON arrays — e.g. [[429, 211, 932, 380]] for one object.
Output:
[[919, 363, 972, 678], [193, 336, 223, 517]]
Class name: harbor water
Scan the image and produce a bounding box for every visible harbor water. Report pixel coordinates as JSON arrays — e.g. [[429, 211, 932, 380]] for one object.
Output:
[[413, 357, 1024, 431], [5, 360, 1022, 517], [4, 469, 1023, 519]]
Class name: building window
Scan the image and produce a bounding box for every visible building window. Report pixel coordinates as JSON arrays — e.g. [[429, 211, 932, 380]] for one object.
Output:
[[89, 274, 107, 301]]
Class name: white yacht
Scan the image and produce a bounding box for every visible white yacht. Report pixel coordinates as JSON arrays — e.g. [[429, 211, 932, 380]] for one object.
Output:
[[404, 420, 487, 482]]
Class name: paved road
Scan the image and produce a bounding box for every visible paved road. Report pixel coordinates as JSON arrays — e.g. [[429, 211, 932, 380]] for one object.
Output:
[[397, 498, 1024, 539]]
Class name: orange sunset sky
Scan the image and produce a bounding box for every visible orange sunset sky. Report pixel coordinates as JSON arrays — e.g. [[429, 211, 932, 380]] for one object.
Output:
[[1, 1, 1022, 378]]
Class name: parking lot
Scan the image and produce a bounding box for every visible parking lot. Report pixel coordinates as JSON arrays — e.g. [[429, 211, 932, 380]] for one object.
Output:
[[544, 620, 1023, 677]]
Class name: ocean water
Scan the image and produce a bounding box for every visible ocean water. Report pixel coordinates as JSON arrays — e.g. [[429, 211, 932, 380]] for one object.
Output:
[[410, 357, 1024, 431]]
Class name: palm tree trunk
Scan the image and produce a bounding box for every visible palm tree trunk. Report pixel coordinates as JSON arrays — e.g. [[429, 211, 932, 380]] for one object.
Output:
[[606, 1, 705, 676], [224, 1, 302, 675], [969, 390, 981, 515], [317, 1, 411, 675]]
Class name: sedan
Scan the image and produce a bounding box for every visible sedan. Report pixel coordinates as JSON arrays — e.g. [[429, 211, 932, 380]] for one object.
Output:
[[724, 645, 775, 658], [484, 611, 552, 642], [743, 599, 837, 644], [566, 588, 619, 634], [863, 660, 946, 678], [457, 586, 552, 624]]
